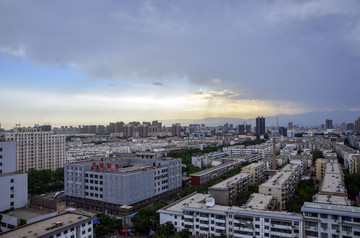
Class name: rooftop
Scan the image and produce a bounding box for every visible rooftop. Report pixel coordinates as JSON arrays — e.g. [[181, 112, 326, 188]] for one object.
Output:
[[325, 162, 342, 174], [209, 173, 251, 190], [0, 172, 27, 178], [242, 193, 273, 210], [319, 173, 345, 194], [313, 194, 350, 206], [4, 207, 56, 220], [190, 160, 240, 176], [242, 162, 264, 169], [260, 171, 293, 188], [302, 202, 360, 215], [164, 193, 230, 213], [0, 212, 93, 238], [281, 163, 300, 172]]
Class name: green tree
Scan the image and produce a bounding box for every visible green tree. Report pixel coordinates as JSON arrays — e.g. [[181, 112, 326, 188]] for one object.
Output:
[[132, 201, 167, 234], [312, 150, 324, 164], [94, 213, 122, 237]]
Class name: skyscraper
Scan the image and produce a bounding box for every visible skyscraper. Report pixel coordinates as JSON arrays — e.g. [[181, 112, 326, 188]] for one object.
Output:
[[326, 119, 333, 129], [288, 122, 293, 130], [355, 117, 360, 134], [256, 116, 266, 135]]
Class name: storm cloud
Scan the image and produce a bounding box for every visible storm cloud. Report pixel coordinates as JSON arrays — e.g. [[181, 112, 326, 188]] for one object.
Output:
[[1, 0, 360, 109]]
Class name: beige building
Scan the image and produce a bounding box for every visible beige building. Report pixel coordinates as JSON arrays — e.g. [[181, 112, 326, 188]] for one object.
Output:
[[259, 170, 299, 211], [208, 173, 252, 206], [5, 127, 66, 171], [241, 162, 266, 184]]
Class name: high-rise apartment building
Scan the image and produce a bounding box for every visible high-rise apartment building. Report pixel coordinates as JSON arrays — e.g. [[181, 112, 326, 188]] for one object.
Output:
[[326, 119, 333, 129], [4, 127, 66, 172], [256, 116, 265, 135], [172, 123, 181, 136], [355, 117, 360, 134], [288, 122, 293, 129]]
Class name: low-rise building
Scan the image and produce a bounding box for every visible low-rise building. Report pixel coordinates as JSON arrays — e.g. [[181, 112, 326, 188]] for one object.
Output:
[[208, 173, 252, 206], [158, 193, 304, 238], [65, 156, 182, 216], [190, 160, 242, 186], [241, 162, 266, 184], [259, 170, 299, 211], [302, 202, 360, 238], [0, 212, 94, 238]]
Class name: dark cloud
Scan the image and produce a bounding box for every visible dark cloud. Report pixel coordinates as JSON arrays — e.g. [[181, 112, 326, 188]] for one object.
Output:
[[0, 0, 360, 109], [152, 81, 163, 86]]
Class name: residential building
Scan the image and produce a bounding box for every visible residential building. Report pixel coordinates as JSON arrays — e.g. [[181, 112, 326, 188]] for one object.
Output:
[[355, 117, 360, 134], [256, 116, 266, 135], [158, 193, 304, 238], [208, 173, 252, 206], [241, 162, 266, 184], [302, 202, 360, 238], [289, 154, 308, 176], [4, 127, 66, 171], [0, 141, 28, 212], [0, 212, 94, 238], [326, 119, 333, 130], [259, 170, 299, 211], [1, 207, 59, 232], [65, 156, 182, 216], [190, 160, 242, 186]]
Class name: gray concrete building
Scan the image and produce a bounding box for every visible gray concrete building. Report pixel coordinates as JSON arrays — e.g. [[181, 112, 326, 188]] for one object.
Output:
[[65, 156, 182, 216], [208, 173, 252, 206], [0, 141, 28, 212]]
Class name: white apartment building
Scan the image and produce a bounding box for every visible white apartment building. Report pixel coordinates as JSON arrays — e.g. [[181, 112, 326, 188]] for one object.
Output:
[[0, 212, 94, 238], [302, 202, 360, 238], [5, 127, 66, 171], [158, 193, 304, 238], [0, 141, 28, 212]]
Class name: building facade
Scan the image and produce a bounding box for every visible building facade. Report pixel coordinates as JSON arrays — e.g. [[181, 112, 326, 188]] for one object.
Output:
[[0, 141, 28, 212], [65, 156, 182, 215], [4, 127, 66, 171]]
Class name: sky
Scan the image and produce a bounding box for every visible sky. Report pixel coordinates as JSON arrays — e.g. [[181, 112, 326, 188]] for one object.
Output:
[[1, 0, 360, 129]]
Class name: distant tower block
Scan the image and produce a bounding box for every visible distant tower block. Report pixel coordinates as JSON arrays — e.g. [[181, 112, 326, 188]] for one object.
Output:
[[272, 138, 277, 170]]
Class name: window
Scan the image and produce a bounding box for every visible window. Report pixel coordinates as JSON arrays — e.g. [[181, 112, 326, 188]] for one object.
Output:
[[342, 225, 352, 232], [321, 223, 328, 229], [10, 186, 14, 191], [320, 214, 328, 218], [321, 233, 328, 238], [10, 194, 14, 198], [305, 212, 318, 218], [342, 216, 352, 222], [10, 202, 14, 207], [56, 233, 61, 237], [331, 224, 339, 230]]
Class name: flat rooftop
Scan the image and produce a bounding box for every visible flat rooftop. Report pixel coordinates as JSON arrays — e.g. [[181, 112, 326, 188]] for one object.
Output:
[[0, 172, 26, 178], [325, 162, 342, 174], [303, 202, 360, 215], [4, 207, 56, 220], [319, 173, 345, 194], [313, 194, 350, 206], [242, 193, 273, 210], [0, 212, 93, 238], [281, 164, 300, 172], [260, 171, 293, 188], [164, 193, 230, 213], [242, 162, 264, 169], [209, 173, 251, 190], [190, 160, 239, 176]]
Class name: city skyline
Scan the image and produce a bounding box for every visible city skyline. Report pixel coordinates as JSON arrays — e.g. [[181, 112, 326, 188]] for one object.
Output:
[[1, 1, 360, 129]]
